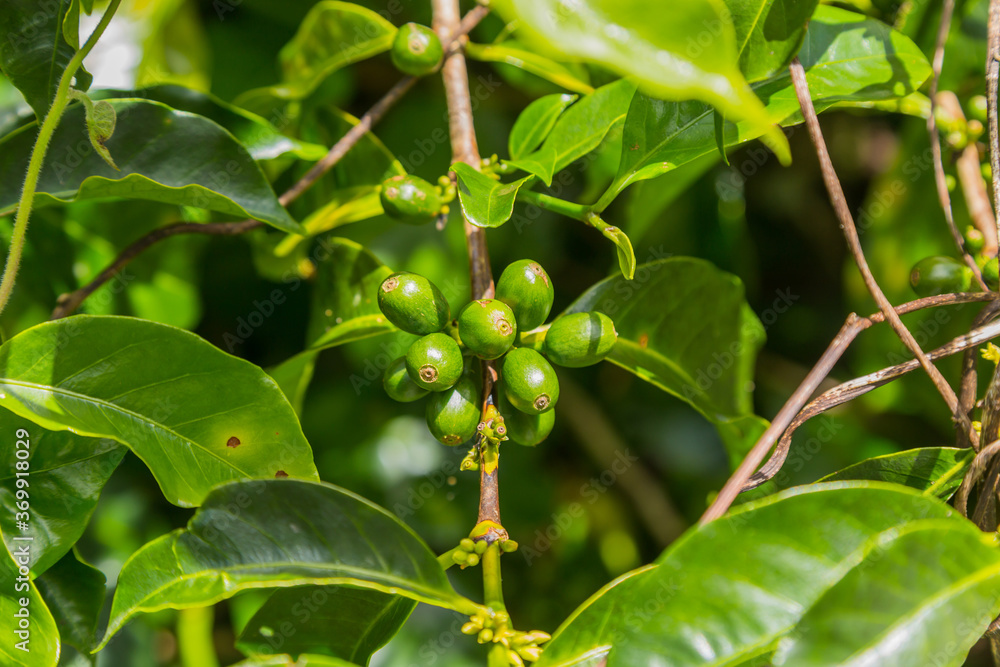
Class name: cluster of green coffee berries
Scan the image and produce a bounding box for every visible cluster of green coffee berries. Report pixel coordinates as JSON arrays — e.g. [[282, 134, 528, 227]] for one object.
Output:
[[909, 228, 999, 297], [378, 260, 618, 448]]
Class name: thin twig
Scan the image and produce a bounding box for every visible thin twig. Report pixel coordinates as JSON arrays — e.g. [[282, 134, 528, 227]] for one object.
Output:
[[928, 0, 989, 290], [700, 291, 998, 523], [988, 0, 1000, 241], [957, 439, 1000, 517], [50, 9, 490, 320], [788, 58, 974, 439], [958, 300, 1000, 448]]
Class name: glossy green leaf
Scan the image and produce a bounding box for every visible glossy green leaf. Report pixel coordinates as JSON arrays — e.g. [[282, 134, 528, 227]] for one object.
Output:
[[0, 412, 125, 576], [773, 522, 1000, 666], [594, 5, 932, 210], [0, 526, 59, 666], [489, 0, 788, 162], [508, 93, 579, 160], [452, 163, 533, 229], [275, 187, 383, 257], [0, 0, 81, 120], [244, 1, 396, 104], [538, 482, 966, 667], [35, 550, 105, 655], [99, 479, 475, 649], [592, 219, 636, 280], [465, 42, 594, 95], [269, 239, 395, 411], [820, 447, 973, 500], [233, 655, 360, 667], [728, 0, 820, 82], [0, 99, 300, 233], [561, 257, 767, 458], [0, 315, 318, 508], [506, 80, 635, 186], [94, 85, 327, 162], [237, 586, 414, 662]]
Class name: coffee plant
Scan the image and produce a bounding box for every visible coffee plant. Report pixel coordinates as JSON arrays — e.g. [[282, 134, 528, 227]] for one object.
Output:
[[6, 0, 1000, 665]]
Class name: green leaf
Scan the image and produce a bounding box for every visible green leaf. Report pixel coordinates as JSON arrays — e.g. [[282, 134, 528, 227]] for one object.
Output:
[[727, 0, 820, 82], [489, 0, 789, 162], [508, 93, 579, 160], [94, 85, 328, 162], [595, 5, 932, 210], [820, 447, 974, 500], [275, 186, 384, 258], [505, 80, 636, 185], [0, 0, 81, 120], [237, 586, 414, 662], [590, 218, 636, 280], [465, 42, 594, 95], [0, 525, 59, 666], [452, 163, 532, 229], [269, 239, 395, 411], [35, 550, 105, 655], [70, 91, 118, 171], [773, 521, 1000, 666], [98, 479, 475, 649], [561, 257, 767, 459], [232, 655, 360, 667], [0, 315, 318, 508], [239, 1, 397, 105], [0, 99, 300, 233], [0, 412, 125, 576], [538, 482, 967, 667]]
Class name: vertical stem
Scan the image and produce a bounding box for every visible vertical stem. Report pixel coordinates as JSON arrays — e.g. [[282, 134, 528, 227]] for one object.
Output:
[[482, 543, 509, 666], [0, 0, 123, 317], [177, 606, 220, 667], [988, 0, 1000, 241]]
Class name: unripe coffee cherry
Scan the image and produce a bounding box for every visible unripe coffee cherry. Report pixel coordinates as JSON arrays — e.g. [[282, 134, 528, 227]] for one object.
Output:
[[383, 356, 429, 402], [390, 23, 444, 76], [543, 311, 617, 367], [426, 375, 480, 445], [379, 174, 443, 224], [495, 259, 553, 330], [909, 256, 973, 297], [457, 299, 517, 360], [502, 347, 559, 414], [499, 394, 555, 446], [378, 272, 451, 335], [405, 333, 463, 391]]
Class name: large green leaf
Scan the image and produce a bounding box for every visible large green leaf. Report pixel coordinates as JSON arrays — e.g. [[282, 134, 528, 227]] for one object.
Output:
[[0, 315, 318, 508], [594, 5, 932, 210], [0, 412, 125, 576], [773, 521, 1000, 666], [464, 41, 594, 95], [35, 550, 105, 656], [537, 482, 967, 667], [489, 0, 789, 159], [452, 163, 532, 228], [0, 526, 59, 666], [559, 257, 767, 459], [0, 0, 82, 120], [93, 85, 327, 162], [269, 239, 395, 410], [238, 1, 396, 105], [505, 80, 636, 186], [0, 99, 300, 233], [508, 93, 579, 160], [727, 0, 819, 82], [820, 447, 973, 500], [99, 479, 475, 649], [237, 585, 414, 662]]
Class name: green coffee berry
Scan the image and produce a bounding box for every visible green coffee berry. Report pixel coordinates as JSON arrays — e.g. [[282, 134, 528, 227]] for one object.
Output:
[[500, 394, 555, 446], [543, 311, 618, 368], [405, 333, 463, 391], [378, 272, 451, 335], [380, 174, 443, 224], [383, 356, 429, 402], [502, 347, 559, 414], [390, 23, 444, 76], [426, 374, 480, 445], [909, 256, 973, 297], [495, 259, 554, 330], [966, 227, 986, 254], [982, 257, 999, 288], [457, 299, 517, 359]]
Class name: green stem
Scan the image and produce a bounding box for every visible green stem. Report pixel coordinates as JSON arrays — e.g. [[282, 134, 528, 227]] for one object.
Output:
[[438, 546, 462, 570], [0, 0, 122, 317], [177, 606, 220, 667], [483, 545, 508, 667], [516, 189, 591, 222]]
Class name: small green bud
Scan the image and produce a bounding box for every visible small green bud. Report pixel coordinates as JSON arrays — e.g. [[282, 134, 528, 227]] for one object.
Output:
[[478, 628, 494, 644], [460, 538, 475, 551], [453, 550, 469, 563], [461, 621, 480, 635], [500, 539, 519, 553], [473, 539, 488, 554]]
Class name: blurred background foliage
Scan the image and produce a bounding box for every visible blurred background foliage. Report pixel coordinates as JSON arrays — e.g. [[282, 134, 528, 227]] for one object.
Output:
[[2, 0, 998, 664]]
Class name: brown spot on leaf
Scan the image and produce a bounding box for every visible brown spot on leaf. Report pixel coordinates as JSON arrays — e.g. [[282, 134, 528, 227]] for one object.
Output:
[[638, 333, 649, 349], [275, 470, 289, 478], [226, 436, 241, 449]]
